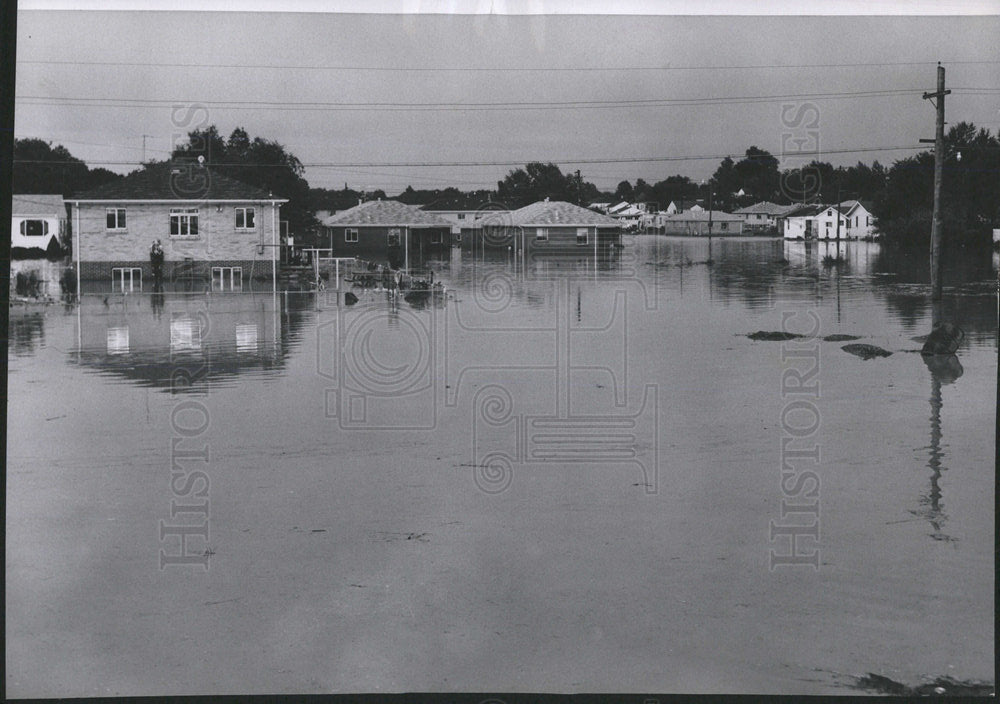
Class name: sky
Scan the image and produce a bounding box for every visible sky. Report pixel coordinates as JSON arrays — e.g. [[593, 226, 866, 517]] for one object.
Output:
[[13, 4, 1000, 196]]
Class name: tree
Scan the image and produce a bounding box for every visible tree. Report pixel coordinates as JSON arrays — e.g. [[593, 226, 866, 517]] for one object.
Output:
[[13, 138, 122, 195], [614, 180, 634, 202], [497, 162, 592, 208], [734, 146, 780, 202], [172, 126, 317, 242]]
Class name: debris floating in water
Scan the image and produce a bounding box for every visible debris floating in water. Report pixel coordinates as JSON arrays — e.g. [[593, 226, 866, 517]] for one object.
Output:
[[841, 343, 892, 360]]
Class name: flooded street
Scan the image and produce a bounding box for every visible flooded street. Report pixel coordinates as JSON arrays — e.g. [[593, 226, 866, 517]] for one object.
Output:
[[7, 237, 996, 696]]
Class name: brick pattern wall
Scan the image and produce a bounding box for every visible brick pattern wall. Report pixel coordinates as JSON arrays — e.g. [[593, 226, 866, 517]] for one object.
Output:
[[75, 201, 280, 264]]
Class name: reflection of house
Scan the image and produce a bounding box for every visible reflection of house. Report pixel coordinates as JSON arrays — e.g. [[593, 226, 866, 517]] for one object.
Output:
[[71, 162, 287, 291], [322, 199, 453, 268], [473, 199, 622, 253], [76, 293, 284, 389], [12, 194, 66, 252], [653, 209, 744, 235]]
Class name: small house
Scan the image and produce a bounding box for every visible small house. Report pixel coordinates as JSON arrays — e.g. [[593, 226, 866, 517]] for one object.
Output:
[[322, 200, 453, 269], [12, 194, 66, 254], [837, 200, 877, 238], [657, 209, 744, 236], [473, 199, 622, 254], [71, 162, 287, 291], [420, 195, 509, 244]]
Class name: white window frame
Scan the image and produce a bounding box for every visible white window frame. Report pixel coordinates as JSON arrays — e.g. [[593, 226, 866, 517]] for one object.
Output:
[[235, 207, 256, 231], [212, 266, 243, 292], [20, 219, 49, 237], [345, 228, 359, 243], [387, 228, 401, 247], [170, 208, 200, 238], [111, 267, 142, 292], [576, 228, 589, 245], [106, 208, 127, 231], [535, 227, 549, 241]]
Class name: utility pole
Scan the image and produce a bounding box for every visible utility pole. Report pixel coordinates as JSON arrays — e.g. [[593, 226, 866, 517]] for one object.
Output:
[[922, 63, 950, 302], [835, 182, 841, 242]]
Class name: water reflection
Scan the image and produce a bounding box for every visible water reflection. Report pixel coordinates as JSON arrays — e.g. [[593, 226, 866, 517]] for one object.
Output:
[[914, 353, 965, 543], [69, 291, 317, 391]]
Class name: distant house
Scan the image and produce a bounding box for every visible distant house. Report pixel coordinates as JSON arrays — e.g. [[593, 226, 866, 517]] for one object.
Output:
[[655, 209, 744, 236], [12, 194, 66, 253], [606, 201, 645, 230], [733, 201, 801, 233], [782, 202, 875, 240], [420, 195, 509, 243], [664, 201, 679, 215], [70, 163, 287, 291], [473, 199, 621, 254], [322, 200, 453, 268]]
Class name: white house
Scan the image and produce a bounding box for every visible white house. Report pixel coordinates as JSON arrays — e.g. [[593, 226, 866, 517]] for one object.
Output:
[[838, 200, 877, 238], [12, 194, 66, 252], [733, 201, 801, 232]]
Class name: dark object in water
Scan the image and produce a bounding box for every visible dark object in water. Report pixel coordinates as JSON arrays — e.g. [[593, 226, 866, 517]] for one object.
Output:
[[344, 291, 359, 305], [823, 334, 861, 342], [775, 258, 790, 265], [747, 331, 804, 341], [854, 673, 994, 697], [14, 270, 42, 298], [920, 322, 965, 355], [842, 343, 892, 360]]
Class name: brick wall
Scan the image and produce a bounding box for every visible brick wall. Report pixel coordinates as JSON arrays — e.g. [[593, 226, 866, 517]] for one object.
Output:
[[74, 201, 281, 266], [78, 259, 273, 284]]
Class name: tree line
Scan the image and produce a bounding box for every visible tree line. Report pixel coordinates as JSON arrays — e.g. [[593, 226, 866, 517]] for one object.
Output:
[[13, 121, 999, 247]]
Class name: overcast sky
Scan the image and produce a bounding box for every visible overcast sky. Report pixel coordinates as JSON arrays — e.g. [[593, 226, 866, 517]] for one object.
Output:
[[14, 8, 1000, 195]]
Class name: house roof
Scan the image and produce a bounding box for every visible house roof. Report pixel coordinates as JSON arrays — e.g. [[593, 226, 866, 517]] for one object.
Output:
[[72, 162, 283, 201], [478, 200, 622, 228], [734, 201, 787, 215], [322, 199, 452, 227], [838, 199, 875, 215], [12, 194, 65, 216]]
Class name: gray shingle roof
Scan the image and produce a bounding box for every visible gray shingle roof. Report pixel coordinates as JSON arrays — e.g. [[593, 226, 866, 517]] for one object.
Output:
[[72, 162, 282, 201], [12, 194, 65, 216], [479, 200, 621, 227], [322, 200, 452, 227]]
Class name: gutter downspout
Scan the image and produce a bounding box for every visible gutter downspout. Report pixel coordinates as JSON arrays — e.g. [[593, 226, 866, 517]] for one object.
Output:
[[271, 202, 277, 290], [405, 226, 409, 272], [74, 202, 81, 301]]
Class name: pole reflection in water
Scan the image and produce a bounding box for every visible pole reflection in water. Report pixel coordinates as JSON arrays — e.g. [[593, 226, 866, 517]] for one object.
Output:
[[914, 351, 964, 543]]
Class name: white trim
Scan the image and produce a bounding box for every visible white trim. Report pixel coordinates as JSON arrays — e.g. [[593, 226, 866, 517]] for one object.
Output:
[[71, 199, 288, 204]]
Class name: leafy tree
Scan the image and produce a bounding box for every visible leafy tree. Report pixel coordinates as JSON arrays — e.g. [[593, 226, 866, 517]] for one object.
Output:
[[13, 138, 122, 195], [172, 126, 317, 242], [497, 162, 594, 208], [733, 146, 780, 202], [614, 179, 634, 202]]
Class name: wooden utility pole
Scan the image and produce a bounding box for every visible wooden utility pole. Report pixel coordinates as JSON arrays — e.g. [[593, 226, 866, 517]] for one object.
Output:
[[922, 63, 950, 302]]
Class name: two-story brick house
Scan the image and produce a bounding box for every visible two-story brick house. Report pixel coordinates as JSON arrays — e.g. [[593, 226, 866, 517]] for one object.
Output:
[[70, 162, 287, 291]]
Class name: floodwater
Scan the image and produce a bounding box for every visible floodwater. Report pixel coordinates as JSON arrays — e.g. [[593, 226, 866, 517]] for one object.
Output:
[[7, 238, 996, 696]]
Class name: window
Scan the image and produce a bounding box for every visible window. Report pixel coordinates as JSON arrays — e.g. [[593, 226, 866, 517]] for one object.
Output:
[[345, 228, 358, 243], [106, 208, 126, 231], [112, 267, 142, 292], [20, 220, 48, 237], [455, 231, 462, 243], [235, 207, 255, 230], [387, 228, 401, 247], [576, 228, 589, 245], [170, 208, 199, 237], [535, 228, 549, 241], [430, 232, 442, 244], [720, 222, 728, 231], [866, 216, 870, 226], [212, 266, 242, 292], [457, 213, 466, 220], [826, 210, 833, 216]]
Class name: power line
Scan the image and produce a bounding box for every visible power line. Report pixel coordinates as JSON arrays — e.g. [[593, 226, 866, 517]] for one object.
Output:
[[18, 59, 1000, 72], [12, 144, 928, 169], [18, 88, 951, 113]]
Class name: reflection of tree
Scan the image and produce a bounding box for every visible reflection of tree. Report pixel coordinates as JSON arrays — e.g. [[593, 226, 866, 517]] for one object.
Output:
[[911, 353, 964, 543]]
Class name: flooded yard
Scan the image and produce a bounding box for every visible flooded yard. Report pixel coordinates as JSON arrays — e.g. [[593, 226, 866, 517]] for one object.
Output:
[[6, 237, 996, 696]]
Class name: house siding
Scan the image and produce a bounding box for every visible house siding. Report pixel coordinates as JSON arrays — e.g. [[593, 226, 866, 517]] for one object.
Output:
[[464, 225, 620, 253], [74, 201, 281, 278], [325, 225, 452, 266]]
